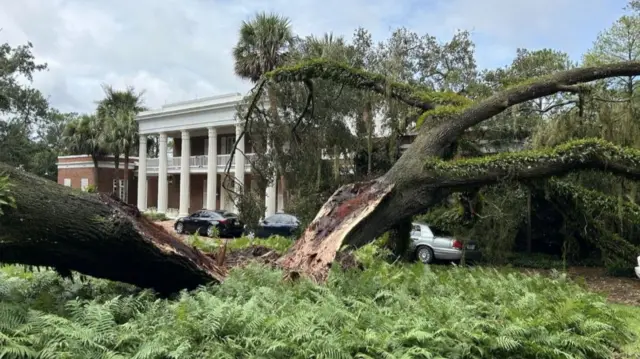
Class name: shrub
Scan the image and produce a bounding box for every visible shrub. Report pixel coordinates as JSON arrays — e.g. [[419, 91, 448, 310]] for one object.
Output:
[[144, 211, 168, 222], [184, 233, 294, 254]]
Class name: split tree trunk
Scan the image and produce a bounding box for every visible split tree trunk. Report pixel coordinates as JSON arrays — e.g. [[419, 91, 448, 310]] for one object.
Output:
[[278, 143, 444, 281], [0, 163, 225, 295]]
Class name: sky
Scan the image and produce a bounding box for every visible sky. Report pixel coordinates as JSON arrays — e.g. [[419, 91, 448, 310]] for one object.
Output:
[[0, 0, 630, 114]]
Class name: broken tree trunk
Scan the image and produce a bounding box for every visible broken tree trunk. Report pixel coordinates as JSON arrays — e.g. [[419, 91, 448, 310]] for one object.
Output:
[[276, 60, 640, 282], [0, 163, 225, 295]]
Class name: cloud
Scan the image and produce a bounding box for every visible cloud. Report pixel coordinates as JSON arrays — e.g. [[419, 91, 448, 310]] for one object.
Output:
[[0, 0, 628, 113]]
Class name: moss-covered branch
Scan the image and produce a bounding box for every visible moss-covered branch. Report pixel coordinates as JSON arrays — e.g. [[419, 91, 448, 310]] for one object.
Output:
[[265, 58, 471, 110], [435, 61, 640, 147], [425, 139, 640, 189]]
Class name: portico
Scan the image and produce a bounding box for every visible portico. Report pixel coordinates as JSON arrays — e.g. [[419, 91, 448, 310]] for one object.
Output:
[[135, 93, 282, 218]]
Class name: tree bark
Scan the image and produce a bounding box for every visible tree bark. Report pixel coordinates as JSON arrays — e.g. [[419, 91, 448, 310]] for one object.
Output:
[[0, 163, 225, 295]]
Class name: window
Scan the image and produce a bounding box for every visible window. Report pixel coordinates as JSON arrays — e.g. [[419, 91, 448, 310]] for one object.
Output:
[[412, 225, 421, 233], [112, 179, 125, 200], [431, 227, 452, 237], [219, 135, 235, 155], [81, 178, 89, 191], [63, 178, 71, 187]]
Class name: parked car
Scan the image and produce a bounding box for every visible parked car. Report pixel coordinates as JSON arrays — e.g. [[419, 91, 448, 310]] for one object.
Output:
[[252, 213, 301, 238], [409, 222, 481, 264], [174, 209, 244, 238], [635, 256, 640, 279]]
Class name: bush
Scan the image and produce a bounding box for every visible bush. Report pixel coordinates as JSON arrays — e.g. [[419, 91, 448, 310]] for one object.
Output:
[[0, 245, 634, 359], [144, 211, 168, 222], [184, 233, 294, 254]]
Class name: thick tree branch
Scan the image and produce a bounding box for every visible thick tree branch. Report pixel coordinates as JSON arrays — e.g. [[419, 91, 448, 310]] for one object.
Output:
[[0, 163, 226, 294], [435, 61, 640, 146], [425, 139, 640, 190], [265, 58, 471, 111]]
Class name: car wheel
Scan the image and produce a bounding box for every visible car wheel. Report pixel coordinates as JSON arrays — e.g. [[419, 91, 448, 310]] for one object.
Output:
[[416, 246, 434, 264], [175, 222, 184, 234], [206, 225, 216, 238]]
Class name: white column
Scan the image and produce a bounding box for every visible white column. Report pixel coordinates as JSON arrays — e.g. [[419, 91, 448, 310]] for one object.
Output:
[[206, 127, 217, 210], [264, 139, 276, 218], [137, 134, 148, 212], [179, 129, 191, 217], [234, 121, 245, 211], [157, 132, 168, 214]]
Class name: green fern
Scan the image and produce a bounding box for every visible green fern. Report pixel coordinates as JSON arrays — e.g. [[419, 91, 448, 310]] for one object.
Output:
[[0, 243, 635, 359]]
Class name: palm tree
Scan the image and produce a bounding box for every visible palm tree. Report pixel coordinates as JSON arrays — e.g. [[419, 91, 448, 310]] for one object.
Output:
[[63, 114, 106, 185], [97, 85, 145, 202], [232, 12, 294, 82], [232, 12, 294, 206]]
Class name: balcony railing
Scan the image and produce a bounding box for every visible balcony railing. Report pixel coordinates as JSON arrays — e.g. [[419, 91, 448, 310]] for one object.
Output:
[[145, 153, 256, 172]]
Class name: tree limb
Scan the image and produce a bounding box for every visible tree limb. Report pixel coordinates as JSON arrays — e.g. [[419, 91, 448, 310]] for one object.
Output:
[[435, 61, 640, 147], [265, 58, 471, 111], [425, 139, 640, 190]]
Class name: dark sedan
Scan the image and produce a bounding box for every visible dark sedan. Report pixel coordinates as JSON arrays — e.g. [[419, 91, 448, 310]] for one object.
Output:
[[174, 210, 244, 238], [253, 213, 301, 238]]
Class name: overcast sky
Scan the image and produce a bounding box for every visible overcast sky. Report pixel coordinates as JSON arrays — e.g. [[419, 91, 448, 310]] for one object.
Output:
[[0, 0, 629, 114]]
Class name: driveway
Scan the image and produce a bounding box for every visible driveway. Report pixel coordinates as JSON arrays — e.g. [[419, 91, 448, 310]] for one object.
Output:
[[157, 220, 189, 240]]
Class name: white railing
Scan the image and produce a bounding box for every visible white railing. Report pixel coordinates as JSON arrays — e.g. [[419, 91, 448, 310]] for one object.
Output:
[[145, 154, 255, 172]]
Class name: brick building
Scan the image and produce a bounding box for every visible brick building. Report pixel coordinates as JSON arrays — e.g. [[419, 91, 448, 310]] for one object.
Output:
[[57, 155, 139, 205]]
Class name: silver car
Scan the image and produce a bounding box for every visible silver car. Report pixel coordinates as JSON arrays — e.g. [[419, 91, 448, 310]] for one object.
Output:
[[410, 222, 481, 264]]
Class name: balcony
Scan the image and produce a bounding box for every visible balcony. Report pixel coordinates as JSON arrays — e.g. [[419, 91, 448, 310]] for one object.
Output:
[[145, 153, 256, 173]]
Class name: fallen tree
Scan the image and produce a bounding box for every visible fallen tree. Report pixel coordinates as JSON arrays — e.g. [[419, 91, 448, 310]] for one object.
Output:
[[0, 165, 225, 295], [269, 60, 640, 281], [3, 61, 640, 291]]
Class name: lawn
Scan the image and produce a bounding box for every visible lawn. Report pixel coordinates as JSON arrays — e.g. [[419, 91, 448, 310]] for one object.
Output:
[[0, 240, 638, 359]]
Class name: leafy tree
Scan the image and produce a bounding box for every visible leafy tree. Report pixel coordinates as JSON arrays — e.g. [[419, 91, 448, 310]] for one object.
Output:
[[0, 42, 48, 127]]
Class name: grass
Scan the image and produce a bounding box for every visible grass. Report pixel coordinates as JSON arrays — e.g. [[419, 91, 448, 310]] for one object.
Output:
[[0, 240, 637, 359]]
